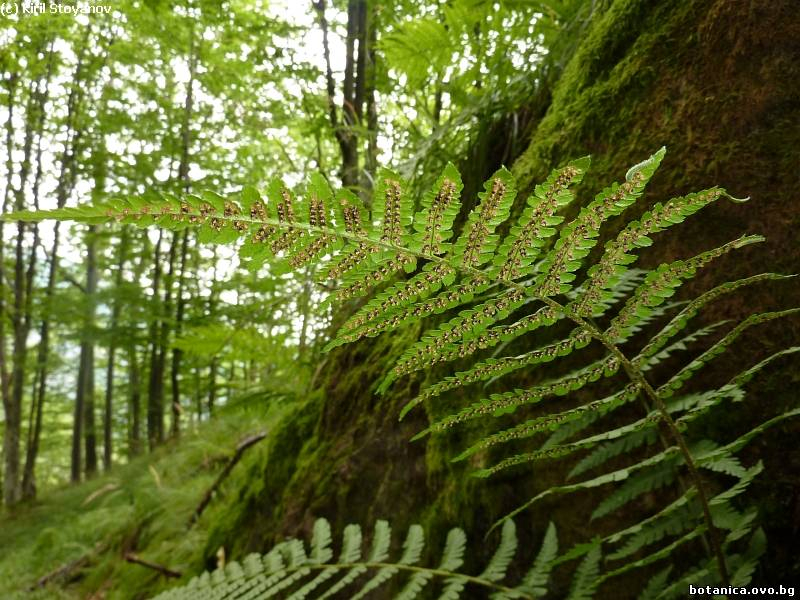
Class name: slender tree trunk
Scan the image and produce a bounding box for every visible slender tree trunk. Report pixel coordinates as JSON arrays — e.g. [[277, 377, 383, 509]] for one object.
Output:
[[72, 226, 99, 479], [146, 231, 165, 450], [103, 229, 128, 470], [171, 231, 189, 437], [70, 347, 85, 483], [314, 0, 368, 189], [1, 72, 19, 506], [170, 27, 195, 437], [128, 345, 142, 457]]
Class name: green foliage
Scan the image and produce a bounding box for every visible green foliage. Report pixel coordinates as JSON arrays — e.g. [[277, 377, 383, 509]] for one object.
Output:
[[151, 517, 558, 600], [12, 148, 799, 596]]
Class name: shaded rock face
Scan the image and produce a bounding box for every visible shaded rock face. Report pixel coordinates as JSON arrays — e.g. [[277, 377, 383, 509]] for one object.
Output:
[[216, 0, 800, 590]]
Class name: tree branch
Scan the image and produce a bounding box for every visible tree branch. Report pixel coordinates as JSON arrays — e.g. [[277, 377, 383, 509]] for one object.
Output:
[[189, 432, 267, 526], [124, 553, 182, 579]]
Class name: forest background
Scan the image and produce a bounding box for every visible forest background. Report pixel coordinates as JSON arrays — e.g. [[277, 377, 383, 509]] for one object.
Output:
[[0, 0, 798, 598]]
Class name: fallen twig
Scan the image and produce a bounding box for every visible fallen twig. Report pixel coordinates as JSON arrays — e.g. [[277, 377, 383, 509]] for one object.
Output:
[[189, 431, 267, 526], [29, 541, 108, 590], [124, 553, 182, 579]]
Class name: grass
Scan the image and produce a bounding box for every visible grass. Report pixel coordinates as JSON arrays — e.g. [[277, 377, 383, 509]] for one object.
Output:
[[0, 393, 294, 600]]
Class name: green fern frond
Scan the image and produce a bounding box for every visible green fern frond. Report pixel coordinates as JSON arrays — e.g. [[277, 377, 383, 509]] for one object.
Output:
[[14, 148, 799, 596], [151, 518, 557, 600]]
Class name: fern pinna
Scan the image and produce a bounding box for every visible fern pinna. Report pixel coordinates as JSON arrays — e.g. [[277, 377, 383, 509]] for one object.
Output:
[[14, 148, 798, 598]]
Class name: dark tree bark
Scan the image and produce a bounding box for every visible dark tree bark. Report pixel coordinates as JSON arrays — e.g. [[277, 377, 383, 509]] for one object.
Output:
[[128, 345, 142, 457], [314, 0, 375, 191], [82, 228, 98, 476]]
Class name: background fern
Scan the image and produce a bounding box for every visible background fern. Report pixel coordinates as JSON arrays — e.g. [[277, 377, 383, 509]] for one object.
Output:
[[14, 148, 798, 597], [151, 518, 558, 600]]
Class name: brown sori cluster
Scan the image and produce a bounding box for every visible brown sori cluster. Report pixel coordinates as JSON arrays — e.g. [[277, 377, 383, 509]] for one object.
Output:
[[421, 178, 456, 255], [270, 189, 304, 253], [499, 166, 579, 281], [416, 330, 588, 403], [391, 287, 525, 378], [224, 201, 248, 232], [344, 263, 455, 332], [326, 242, 372, 279], [289, 196, 333, 268], [475, 383, 641, 451], [250, 200, 276, 244], [381, 178, 403, 244], [340, 197, 365, 234], [338, 276, 487, 345], [460, 177, 506, 267], [334, 254, 415, 302], [248, 200, 276, 244], [537, 174, 644, 297], [432, 357, 619, 433]]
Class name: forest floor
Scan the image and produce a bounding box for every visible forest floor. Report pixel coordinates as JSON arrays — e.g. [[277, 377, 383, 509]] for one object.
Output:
[[0, 396, 292, 600]]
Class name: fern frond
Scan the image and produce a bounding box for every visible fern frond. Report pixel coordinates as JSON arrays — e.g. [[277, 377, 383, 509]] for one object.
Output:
[[596, 526, 706, 585], [479, 520, 517, 583], [637, 566, 672, 600], [591, 460, 678, 520], [492, 447, 682, 528], [640, 320, 730, 372], [512, 521, 558, 598], [569, 426, 657, 479], [152, 518, 558, 600], [565, 542, 601, 600], [14, 149, 799, 596]]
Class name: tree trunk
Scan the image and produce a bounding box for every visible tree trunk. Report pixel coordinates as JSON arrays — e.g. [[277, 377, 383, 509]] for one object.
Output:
[[1, 72, 19, 506], [146, 231, 165, 450], [170, 27, 195, 438], [103, 229, 128, 470], [128, 345, 142, 457]]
